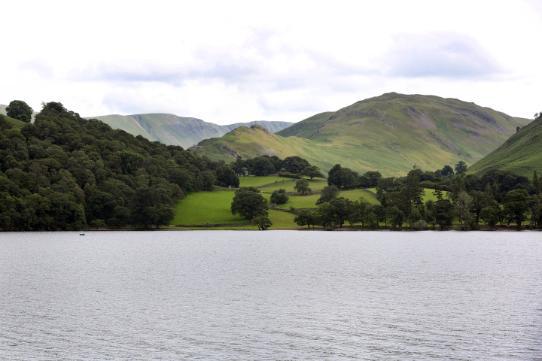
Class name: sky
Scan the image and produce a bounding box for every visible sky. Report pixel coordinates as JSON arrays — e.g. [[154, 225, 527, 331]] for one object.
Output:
[[1, 0, 541, 124]]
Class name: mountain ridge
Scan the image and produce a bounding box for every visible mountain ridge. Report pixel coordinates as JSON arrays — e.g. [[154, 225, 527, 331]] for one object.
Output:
[[91, 113, 292, 148], [193, 93, 530, 175]]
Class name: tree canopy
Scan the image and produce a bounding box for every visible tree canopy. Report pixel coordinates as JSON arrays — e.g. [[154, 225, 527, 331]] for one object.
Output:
[[6, 100, 33, 123], [0, 101, 235, 230]]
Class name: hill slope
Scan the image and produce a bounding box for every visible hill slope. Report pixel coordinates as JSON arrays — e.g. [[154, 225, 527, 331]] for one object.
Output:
[[92, 113, 291, 148], [469, 115, 542, 177], [0, 102, 230, 231], [193, 93, 529, 175]]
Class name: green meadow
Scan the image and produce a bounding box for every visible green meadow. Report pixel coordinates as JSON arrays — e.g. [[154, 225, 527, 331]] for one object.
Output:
[[172, 175, 447, 229], [172, 190, 245, 226]]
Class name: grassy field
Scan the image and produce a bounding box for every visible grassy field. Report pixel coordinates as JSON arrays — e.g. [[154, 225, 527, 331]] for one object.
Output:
[[267, 209, 297, 228], [259, 178, 327, 193], [172, 190, 245, 226], [172, 175, 447, 229], [340, 189, 379, 204], [239, 175, 286, 188], [276, 194, 321, 209]]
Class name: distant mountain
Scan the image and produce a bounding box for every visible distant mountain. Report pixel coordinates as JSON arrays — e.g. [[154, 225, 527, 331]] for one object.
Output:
[[0, 104, 6, 115], [469, 115, 542, 177], [91, 113, 291, 148], [192, 93, 529, 175]]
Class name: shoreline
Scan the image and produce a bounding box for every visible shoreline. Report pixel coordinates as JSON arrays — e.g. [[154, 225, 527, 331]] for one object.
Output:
[[3, 227, 539, 233]]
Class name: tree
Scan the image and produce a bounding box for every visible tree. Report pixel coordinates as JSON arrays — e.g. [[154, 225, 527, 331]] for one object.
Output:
[[455, 160, 468, 175], [529, 195, 542, 229], [533, 171, 540, 195], [248, 156, 276, 176], [425, 200, 437, 229], [372, 205, 386, 226], [347, 200, 368, 227], [328, 198, 351, 228], [316, 198, 352, 229], [404, 169, 423, 208], [294, 209, 319, 229], [281, 156, 310, 174], [216, 165, 239, 188], [317, 185, 339, 204], [469, 190, 493, 226], [6, 100, 33, 123], [480, 204, 501, 229], [270, 189, 288, 205], [365, 206, 380, 229], [408, 206, 422, 229], [328, 164, 358, 189], [386, 206, 404, 229], [295, 179, 311, 195], [435, 199, 454, 230], [302, 165, 323, 179], [231, 188, 268, 220], [439, 165, 454, 177], [359, 171, 382, 188], [502, 189, 529, 229], [455, 191, 474, 230], [253, 214, 272, 230], [198, 170, 216, 191]]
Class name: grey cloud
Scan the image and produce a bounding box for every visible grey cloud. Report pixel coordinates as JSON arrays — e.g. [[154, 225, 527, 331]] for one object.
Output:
[[75, 27, 374, 92], [81, 59, 257, 85], [385, 33, 499, 78]]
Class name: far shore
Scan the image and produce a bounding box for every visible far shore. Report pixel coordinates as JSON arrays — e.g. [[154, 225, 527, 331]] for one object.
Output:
[[8, 226, 538, 233]]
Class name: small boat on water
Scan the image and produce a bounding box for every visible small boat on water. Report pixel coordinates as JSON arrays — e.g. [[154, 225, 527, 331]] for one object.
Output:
[[79, 233, 85, 236]]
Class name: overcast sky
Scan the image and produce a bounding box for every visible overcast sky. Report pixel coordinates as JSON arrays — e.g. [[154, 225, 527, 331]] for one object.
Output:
[[1, 0, 541, 123]]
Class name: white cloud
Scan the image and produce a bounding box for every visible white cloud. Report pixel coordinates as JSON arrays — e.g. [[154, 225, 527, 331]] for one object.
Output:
[[0, 0, 541, 123]]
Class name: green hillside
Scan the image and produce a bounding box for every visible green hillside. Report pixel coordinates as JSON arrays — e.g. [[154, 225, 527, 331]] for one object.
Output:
[[0, 113, 26, 128], [469, 115, 542, 177], [192, 93, 529, 175], [0, 102, 233, 231], [92, 113, 291, 148]]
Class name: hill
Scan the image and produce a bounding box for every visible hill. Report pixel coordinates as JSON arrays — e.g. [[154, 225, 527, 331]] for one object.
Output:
[[0, 102, 234, 231], [192, 93, 529, 175], [92, 113, 291, 148], [469, 115, 542, 177]]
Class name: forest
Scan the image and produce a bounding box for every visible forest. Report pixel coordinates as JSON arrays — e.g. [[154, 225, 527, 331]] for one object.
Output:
[[289, 163, 542, 230], [0, 101, 238, 230]]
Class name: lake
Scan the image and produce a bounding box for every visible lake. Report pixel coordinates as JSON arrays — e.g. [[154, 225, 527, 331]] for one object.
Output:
[[1, 231, 541, 360]]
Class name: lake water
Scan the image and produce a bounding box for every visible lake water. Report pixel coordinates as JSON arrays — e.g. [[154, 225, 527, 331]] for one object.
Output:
[[1, 231, 541, 360]]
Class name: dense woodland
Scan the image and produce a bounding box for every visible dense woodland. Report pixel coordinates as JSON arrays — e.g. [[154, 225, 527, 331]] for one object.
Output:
[[0, 101, 239, 230], [291, 162, 542, 230]]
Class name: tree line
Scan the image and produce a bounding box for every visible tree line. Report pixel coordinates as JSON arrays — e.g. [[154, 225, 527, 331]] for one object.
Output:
[[0, 100, 240, 230], [292, 161, 542, 230], [232, 155, 323, 179]]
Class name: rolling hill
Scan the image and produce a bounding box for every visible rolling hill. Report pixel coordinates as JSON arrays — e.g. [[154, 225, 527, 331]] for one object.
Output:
[[91, 113, 291, 148], [469, 115, 542, 177], [192, 93, 529, 175]]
